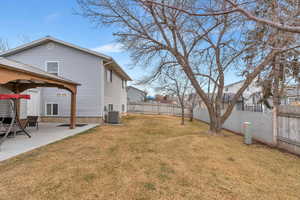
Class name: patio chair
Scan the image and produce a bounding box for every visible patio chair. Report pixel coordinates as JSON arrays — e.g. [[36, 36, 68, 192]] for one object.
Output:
[[0, 117, 3, 127], [0, 117, 18, 137], [25, 116, 39, 130], [0, 117, 5, 134]]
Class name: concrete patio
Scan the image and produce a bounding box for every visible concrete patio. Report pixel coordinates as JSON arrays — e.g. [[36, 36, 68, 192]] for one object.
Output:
[[0, 123, 98, 161]]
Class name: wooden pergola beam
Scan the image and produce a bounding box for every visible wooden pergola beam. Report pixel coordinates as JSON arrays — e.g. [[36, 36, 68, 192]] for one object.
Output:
[[0, 67, 77, 93], [70, 90, 77, 129]]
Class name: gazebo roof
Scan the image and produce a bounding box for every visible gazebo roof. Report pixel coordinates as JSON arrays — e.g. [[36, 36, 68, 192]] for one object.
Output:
[[0, 57, 79, 129]]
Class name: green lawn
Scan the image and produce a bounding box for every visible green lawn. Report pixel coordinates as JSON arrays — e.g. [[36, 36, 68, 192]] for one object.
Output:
[[0, 114, 299, 200]]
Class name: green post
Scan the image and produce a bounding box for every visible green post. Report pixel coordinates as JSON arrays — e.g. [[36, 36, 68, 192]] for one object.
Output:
[[243, 122, 252, 145]]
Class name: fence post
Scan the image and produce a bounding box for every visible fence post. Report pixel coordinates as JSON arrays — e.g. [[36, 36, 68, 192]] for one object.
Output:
[[172, 104, 174, 116], [272, 107, 278, 146]]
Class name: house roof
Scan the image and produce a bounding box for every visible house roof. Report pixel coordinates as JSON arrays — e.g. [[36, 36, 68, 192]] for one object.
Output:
[[285, 85, 300, 96], [0, 57, 80, 86], [0, 36, 132, 81], [224, 80, 244, 88], [222, 92, 243, 102], [127, 86, 147, 94], [196, 92, 243, 103]]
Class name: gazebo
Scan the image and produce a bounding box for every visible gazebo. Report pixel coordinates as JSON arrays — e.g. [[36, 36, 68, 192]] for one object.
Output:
[[0, 57, 80, 129]]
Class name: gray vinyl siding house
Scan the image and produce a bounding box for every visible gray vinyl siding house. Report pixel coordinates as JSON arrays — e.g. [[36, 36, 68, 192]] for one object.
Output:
[[127, 86, 146, 103], [0, 36, 131, 123]]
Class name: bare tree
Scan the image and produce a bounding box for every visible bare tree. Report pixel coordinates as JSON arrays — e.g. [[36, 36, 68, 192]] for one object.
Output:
[[0, 35, 32, 52], [187, 90, 199, 122], [144, 0, 300, 34], [0, 38, 9, 52], [18, 34, 32, 44], [242, 0, 300, 109], [77, 0, 299, 133], [142, 89, 148, 102], [155, 67, 189, 125]]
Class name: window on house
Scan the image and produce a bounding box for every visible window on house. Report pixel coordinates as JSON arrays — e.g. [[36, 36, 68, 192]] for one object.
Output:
[[108, 104, 113, 111], [288, 97, 296, 104], [122, 80, 126, 89], [46, 103, 58, 116], [225, 88, 228, 92], [110, 70, 113, 82], [46, 61, 59, 76], [104, 69, 110, 82], [122, 104, 125, 112]]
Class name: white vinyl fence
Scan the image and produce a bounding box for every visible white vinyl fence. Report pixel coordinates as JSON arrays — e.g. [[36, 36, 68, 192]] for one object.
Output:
[[277, 106, 300, 155], [193, 107, 274, 145], [128, 103, 190, 117], [128, 103, 300, 155]]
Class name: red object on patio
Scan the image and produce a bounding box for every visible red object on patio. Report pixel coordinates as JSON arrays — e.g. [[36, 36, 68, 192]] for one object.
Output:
[[0, 94, 30, 100], [0, 94, 32, 146]]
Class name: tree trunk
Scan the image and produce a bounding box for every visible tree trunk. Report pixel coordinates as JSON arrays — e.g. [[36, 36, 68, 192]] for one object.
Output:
[[181, 107, 185, 125], [189, 107, 193, 121], [208, 112, 223, 134], [208, 97, 223, 134], [273, 56, 280, 107]]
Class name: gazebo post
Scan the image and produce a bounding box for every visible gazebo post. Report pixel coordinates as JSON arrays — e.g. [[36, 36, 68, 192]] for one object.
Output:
[[14, 87, 21, 120], [70, 90, 77, 129]]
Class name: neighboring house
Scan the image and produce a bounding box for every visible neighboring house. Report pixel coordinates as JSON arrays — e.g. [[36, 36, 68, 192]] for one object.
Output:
[[189, 80, 257, 111], [224, 80, 300, 111], [224, 79, 261, 105], [154, 94, 178, 104], [186, 81, 260, 110], [191, 92, 244, 110], [282, 85, 300, 105], [224, 79, 267, 111], [127, 86, 146, 103], [0, 36, 131, 123]]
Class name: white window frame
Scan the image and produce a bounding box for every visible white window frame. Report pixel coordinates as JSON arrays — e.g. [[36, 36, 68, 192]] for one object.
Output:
[[105, 68, 113, 83], [122, 80, 125, 89], [108, 104, 113, 112], [45, 61, 60, 76], [110, 69, 113, 82], [45, 103, 59, 116], [105, 68, 108, 82], [288, 97, 297, 104]]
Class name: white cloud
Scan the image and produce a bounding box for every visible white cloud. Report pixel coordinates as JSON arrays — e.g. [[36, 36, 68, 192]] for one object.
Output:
[[45, 13, 60, 23], [92, 43, 124, 53]]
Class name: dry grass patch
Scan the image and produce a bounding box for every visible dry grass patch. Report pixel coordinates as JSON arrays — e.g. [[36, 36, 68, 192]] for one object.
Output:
[[0, 114, 299, 200]]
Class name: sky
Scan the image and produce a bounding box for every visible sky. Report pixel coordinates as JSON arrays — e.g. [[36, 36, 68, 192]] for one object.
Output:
[[0, 0, 240, 96], [0, 1, 150, 88]]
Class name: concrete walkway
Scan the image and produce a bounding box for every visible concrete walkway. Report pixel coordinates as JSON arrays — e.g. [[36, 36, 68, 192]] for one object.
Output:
[[0, 123, 98, 161]]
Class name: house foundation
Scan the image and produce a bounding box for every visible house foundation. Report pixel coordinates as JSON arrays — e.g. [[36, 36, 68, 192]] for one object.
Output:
[[40, 116, 103, 124]]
